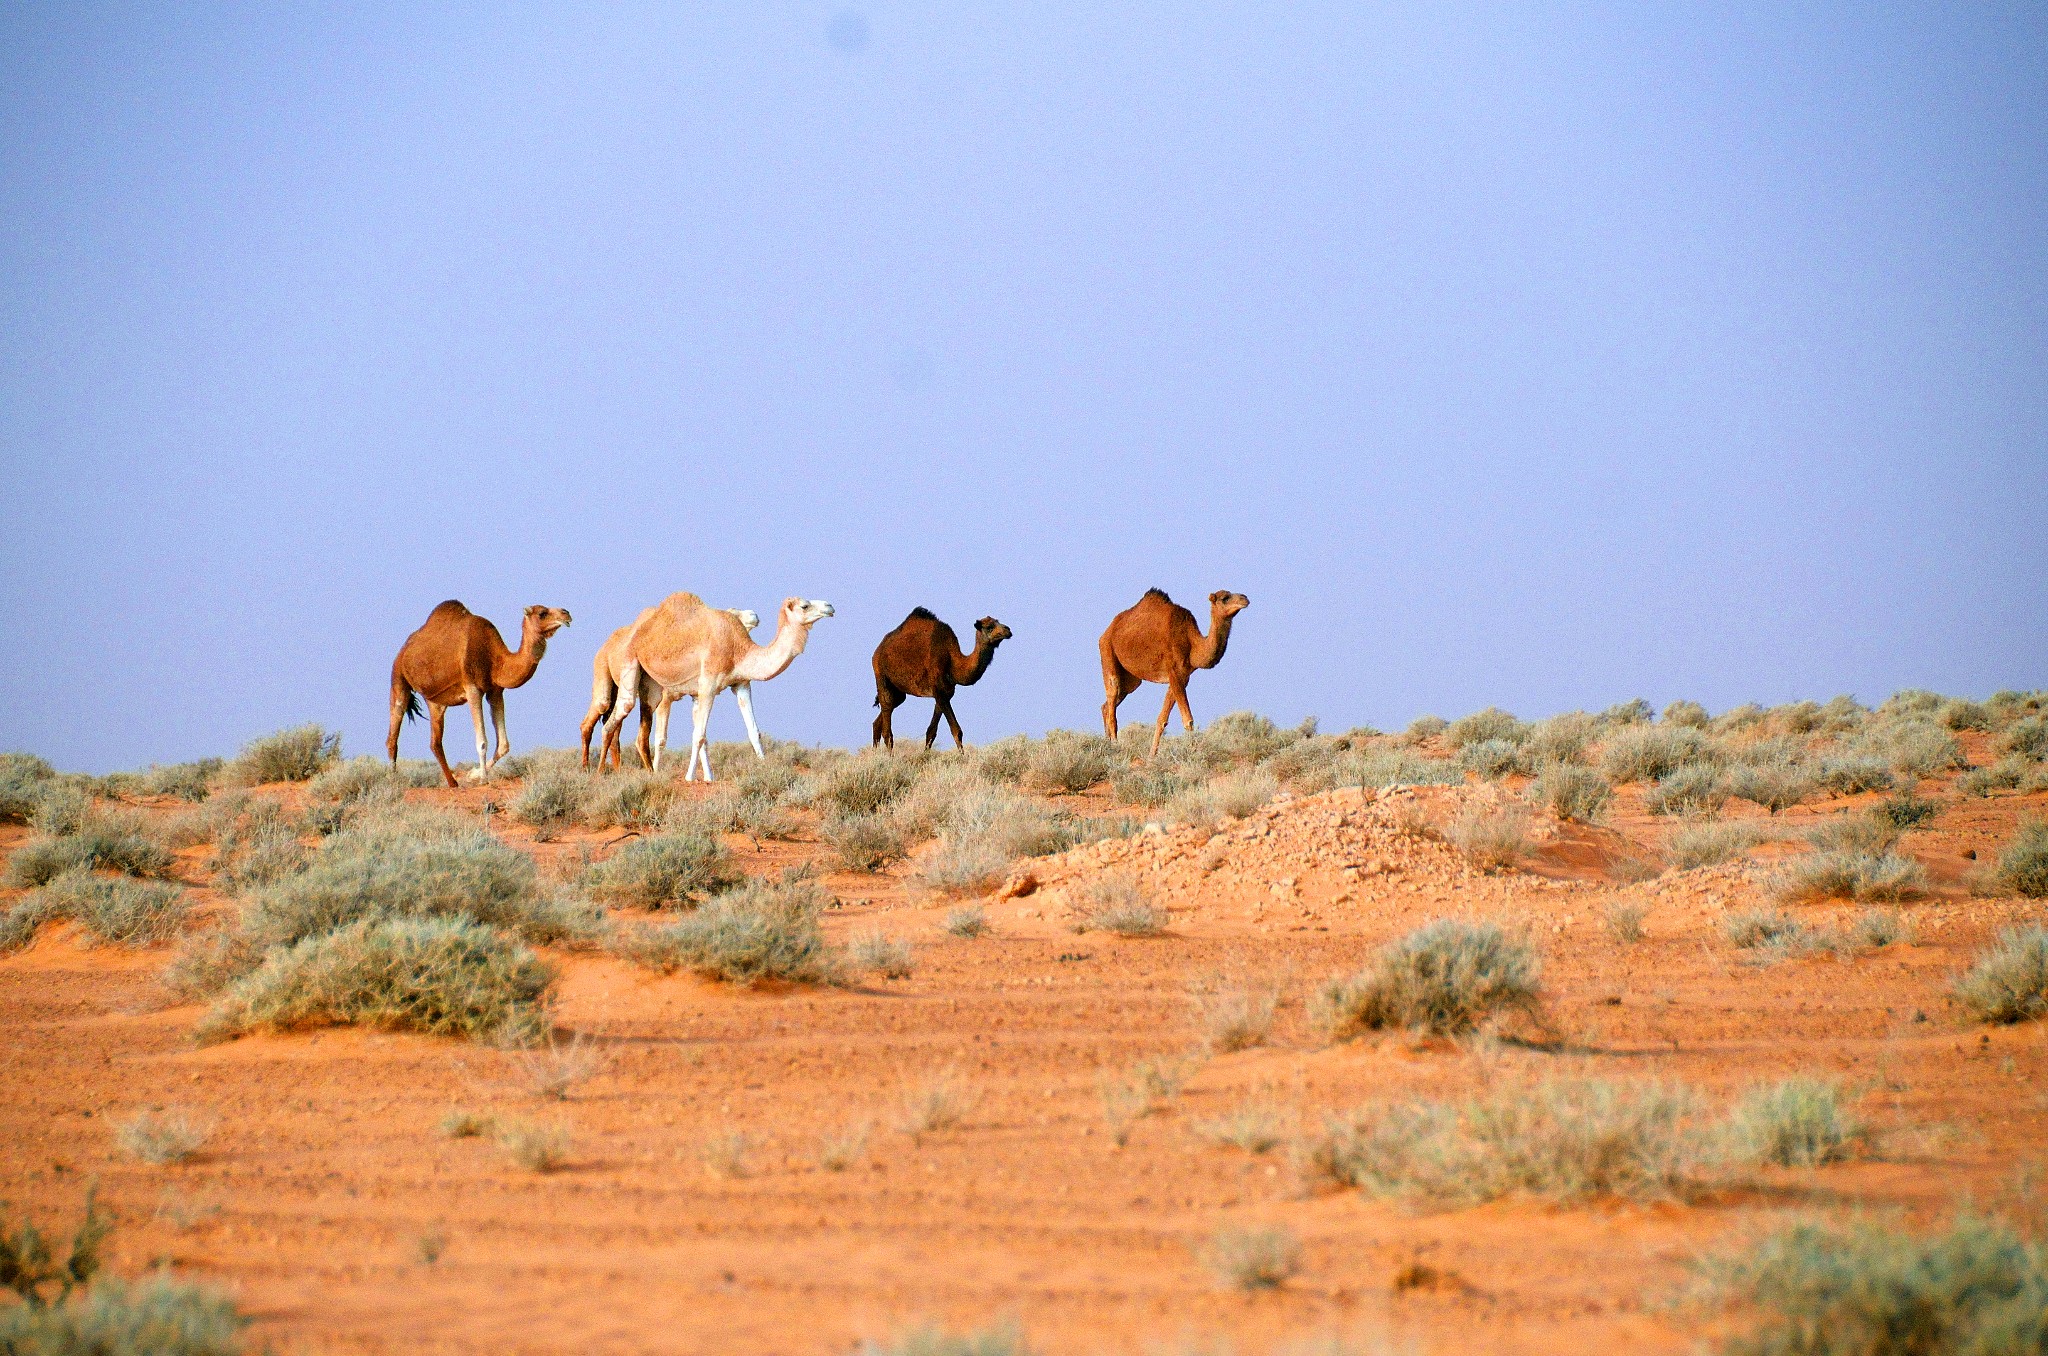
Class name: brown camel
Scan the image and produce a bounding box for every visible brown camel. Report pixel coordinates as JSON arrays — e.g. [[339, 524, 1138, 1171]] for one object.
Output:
[[1099, 587, 1249, 757], [388, 600, 572, 787], [871, 608, 1013, 750], [579, 607, 759, 770]]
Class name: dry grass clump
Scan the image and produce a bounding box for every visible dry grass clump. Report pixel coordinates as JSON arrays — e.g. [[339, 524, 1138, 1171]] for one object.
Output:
[[1442, 801, 1529, 870], [1958, 757, 2044, 797], [1099, 1056, 1190, 1142], [1995, 817, 2048, 898], [4, 818, 176, 888], [615, 874, 842, 986], [1728, 1079, 1863, 1168], [1701, 1215, 2047, 1356], [226, 724, 341, 786], [27, 781, 91, 835], [1851, 718, 1964, 779], [583, 769, 676, 828], [512, 768, 589, 839], [1444, 707, 1529, 750], [495, 1118, 571, 1173], [1311, 920, 1540, 1040], [817, 753, 920, 815], [1599, 725, 1715, 783], [1728, 760, 1815, 813], [700, 1129, 752, 1179], [1663, 699, 1710, 728], [1020, 732, 1112, 793], [1189, 975, 1279, 1052], [1952, 926, 2048, 1025], [897, 1068, 976, 1138], [198, 917, 555, 1045], [1773, 850, 1926, 904], [1329, 749, 1463, 790], [850, 931, 915, 979], [1723, 908, 1809, 951], [582, 830, 738, 909], [114, 1108, 211, 1165], [823, 811, 911, 871], [911, 787, 1076, 898], [0, 751, 60, 823], [859, 1320, 1033, 1356], [509, 1032, 609, 1101], [0, 1274, 251, 1356], [817, 1120, 871, 1172], [307, 756, 436, 807], [1307, 1077, 1715, 1205], [1645, 764, 1730, 816], [1848, 909, 1913, 949], [1078, 876, 1166, 935], [1202, 1225, 1302, 1292], [1530, 763, 1610, 823], [1526, 710, 1601, 764], [1109, 763, 1195, 807], [1668, 820, 1767, 870], [1814, 754, 1896, 796], [1, 871, 190, 951], [1192, 1098, 1287, 1154], [1458, 738, 1524, 779], [941, 905, 989, 939], [2005, 714, 2048, 760], [1605, 901, 1647, 943], [438, 1109, 493, 1138]]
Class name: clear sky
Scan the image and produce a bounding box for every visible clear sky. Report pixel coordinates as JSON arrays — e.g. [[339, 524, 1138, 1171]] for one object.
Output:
[[3, 5, 2043, 773]]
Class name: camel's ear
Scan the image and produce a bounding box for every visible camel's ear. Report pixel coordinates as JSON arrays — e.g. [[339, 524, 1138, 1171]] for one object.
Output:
[[1209, 591, 1229, 605]]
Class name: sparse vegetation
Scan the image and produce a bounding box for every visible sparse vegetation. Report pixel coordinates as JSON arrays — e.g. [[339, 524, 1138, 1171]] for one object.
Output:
[[1599, 725, 1712, 783], [1645, 764, 1729, 816], [1729, 1079, 1863, 1167], [496, 1118, 571, 1172], [1531, 763, 1610, 823], [512, 768, 588, 839], [1079, 876, 1166, 935], [817, 1120, 871, 1172], [4, 821, 176, 887], [1442, 801, 1529, 870], [1668, 820, 1766, 870], [897, 1068, 975, 1138], [227, 724, 341, 786], [1814, 755, 1896, 796], [1773, 850, 1926, 904], [859, 1320, 1033, 1356], [823, 810, 910, 871], [1192, 1099, 1287, 1154], [1202, 1224, 1301, 1291], [439, 1109, 493, 1139], [115, 1108, 210, 1165], [941, 905, 988, 939], [1605, 901, 1646, 944], [851, 931, 915, 979], [1995, 817, 2048, 898], [0, 1276, 252, 1355], [1445, 707, 1529, 750], [582, 830, 738, 909], [1727, 760, 1814, 814], [509, 1032, 608, 1101], [1189, 976, 1278, 1052], [1, 1187, 111, 1309], [1311, 920, 1541, 1040], [700, 1129, 752, 1178], [1953, 925, 2048, 1024], [1022, 732, 1112, 794], [1723, 908, 1809, 951], [615, 875, 843, 986], [5, 871, 189, 949]]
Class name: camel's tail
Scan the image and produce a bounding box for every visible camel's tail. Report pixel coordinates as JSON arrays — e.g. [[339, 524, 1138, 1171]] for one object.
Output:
[[401, 686, 423, 724]]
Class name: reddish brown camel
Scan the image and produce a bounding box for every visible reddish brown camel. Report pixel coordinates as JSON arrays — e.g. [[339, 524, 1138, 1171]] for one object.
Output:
[[871, 608, 1013, 750], [1099, 588, 1249, 757], [388, 600, 572, 787]]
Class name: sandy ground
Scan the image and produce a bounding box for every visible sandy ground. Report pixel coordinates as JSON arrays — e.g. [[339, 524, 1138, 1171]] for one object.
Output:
[[2, 745, 2045, 1355]]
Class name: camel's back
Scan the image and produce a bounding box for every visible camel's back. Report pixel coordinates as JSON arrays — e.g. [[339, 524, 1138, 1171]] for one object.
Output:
[[875, 608, 950, 692], [1105, 590, 1195, 676], [627, 592, 741, 684], [598, 606, 658, 681], [394, 600, 495, 694]]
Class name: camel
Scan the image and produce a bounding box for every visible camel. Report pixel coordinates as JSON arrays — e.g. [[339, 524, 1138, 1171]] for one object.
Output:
[[388, 600, 573, 787], [871, 608, 1013, 750], [1099, 587, 1249, 757], [579, 607, 759, 770], [600, 593, 834, 780]]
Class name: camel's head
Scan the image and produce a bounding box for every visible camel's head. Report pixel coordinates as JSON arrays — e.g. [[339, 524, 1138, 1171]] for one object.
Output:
[[974, 616, 1014, 647], [1208, 590, 1249, 618], [783, 597, 836, 628], [523, 605, 573, 636]]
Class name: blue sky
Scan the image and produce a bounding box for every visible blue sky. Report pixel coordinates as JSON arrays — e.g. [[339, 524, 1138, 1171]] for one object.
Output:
[[3, 5, 2043, 772]]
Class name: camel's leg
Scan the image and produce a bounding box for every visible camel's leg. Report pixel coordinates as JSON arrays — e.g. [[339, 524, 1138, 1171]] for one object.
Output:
[[873, 682, 903, 749], [427, 703, 457, 788], [599, 663, 639, 767], [923, 698, 945, 750], [1174, 684, 1196, 733], [936, 693, 965, 750], [1102, 666, 1140, 743], [635, 702, 653, 770], [487, 690, 510, 769], [464, 688, 489, 780], [1149, 685, 1179, 759], [686, 689, 716, 782], [649, 696, 674, 774], [734, 682, 765, 758], [388, 676, 411, 766]]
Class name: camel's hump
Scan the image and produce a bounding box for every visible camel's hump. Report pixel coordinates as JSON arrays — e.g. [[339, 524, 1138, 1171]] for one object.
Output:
[[426, 599, 472, 620], [906, 606, 939, 622], [1141, 587, 1173, 604]]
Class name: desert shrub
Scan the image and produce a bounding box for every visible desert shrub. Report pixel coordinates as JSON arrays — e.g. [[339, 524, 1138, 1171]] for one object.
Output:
[[1994, 818, 2048, 898], [1530, 762, 1611, 823], [1109, 763, 1192, 807], [582, 830, 737, 910], [1311, 920, 1540, 1039], [1853, 719, 1964, 779], [896, 1068, 976, 1137], [1814, 755, 1896, 796], [1773, 851, 1925, 904], [1601, 697, 1656, 725], [208, 805, 309, 894], [1958, 758, 2032, 798], [1646, 764, 1730, 816], [1600, 725, 1715, 783], [1873, 787, 1939, 832], [585, 770, 675, 829], [1445, 707, 1529, 750], [1606, 901, 1647, 943], [1458, 738, 1524, 779], [731, 756, 801, 803], [1729, 1079, 1862, 1168], [1207, 768, 1280, 819], [1703, 1215, 2048, 1356], [823, 811, 910, 872], [1189, 976, 1279, 1052], [245, 826, 589, 947], [974, 735, 1033, 786], [1197, 711, 1302, 768], [1021, 732, 1112, 793], [28, 782, 92, 836], [4, 824, 175, 887], [1264, 736, 1341, 791], [1202, 1225, 1301, 1292], [0, 751, 58, 823], [23, 871, 189, 947], [510, 768, 589, 839], [1663, 699, 1710, 728], [941, 905, 988, 939], [115, 1108, 210, 1165], [1728, 761, 1815, 814], [1669, 820, 1767, 870], [1817, 694, 1868, 730], [1525, 711, 1600, 765], [226, 724, 339, 786], [1331, 749, 1463, 789], [1443, 801, 1529, 869], [1880, 688, 1947, 718], [730, 792, 798, 842], [496, 1118, 571, 1172], [1807, 813, 1899, 854], [615, 875, 842, 985], [1849, 909, 1912, 949], [0, 1276, 251, 1355], [1723, 908, 1809, 950], [1940, 698, 1993, 732], [200, 917, 555, 1044], [1953, 925, 2048, 1024], [1079, 876, 1166, 935], [850, 931, 915, 979], [911, 787, 1074, 898], [307, 756, 432, 807], [1403, 715, 1448, 743], [1307, 1077, 1712, 1204], [818, 754, 919, 815], [2003, 715, 2048, 761], [859, 1320, 1032, 1356], [1193, 1099, 1287, 1154]]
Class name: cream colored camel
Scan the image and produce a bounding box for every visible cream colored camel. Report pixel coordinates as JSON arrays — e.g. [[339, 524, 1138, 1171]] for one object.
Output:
[[579, 607, 759, 769], [600, 594, 834, 780]]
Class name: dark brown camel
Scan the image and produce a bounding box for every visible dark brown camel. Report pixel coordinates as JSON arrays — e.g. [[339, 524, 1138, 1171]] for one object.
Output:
[[872, 608, 1013, 750], [1099, 588, 1248, 757], [388, 600, 572, 787]]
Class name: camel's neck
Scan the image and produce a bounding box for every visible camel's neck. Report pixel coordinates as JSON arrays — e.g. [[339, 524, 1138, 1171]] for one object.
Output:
[[494, 625, 550, 689], [733, 617, 811, 683], [1190, 610, 1237, 670], [951, 635, 1001, 686]]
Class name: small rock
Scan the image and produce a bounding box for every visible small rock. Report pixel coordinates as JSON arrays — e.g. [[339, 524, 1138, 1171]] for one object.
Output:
[[997, 870, 1040, 900]]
